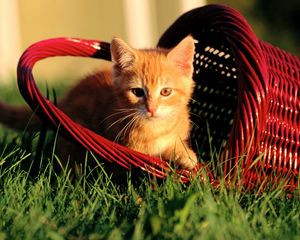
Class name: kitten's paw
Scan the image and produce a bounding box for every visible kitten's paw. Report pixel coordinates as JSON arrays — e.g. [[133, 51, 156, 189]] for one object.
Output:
[[177, 149, 198, 170]]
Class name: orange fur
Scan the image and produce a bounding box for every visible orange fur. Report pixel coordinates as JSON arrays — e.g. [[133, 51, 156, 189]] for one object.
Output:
[[0, 36, 197, 170]]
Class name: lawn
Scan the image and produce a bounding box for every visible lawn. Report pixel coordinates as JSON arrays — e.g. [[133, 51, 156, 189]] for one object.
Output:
[[0, 83, 299, 240]]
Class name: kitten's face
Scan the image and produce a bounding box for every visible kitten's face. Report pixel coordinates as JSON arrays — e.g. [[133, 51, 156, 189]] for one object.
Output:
[[111, 37, 195, 121]]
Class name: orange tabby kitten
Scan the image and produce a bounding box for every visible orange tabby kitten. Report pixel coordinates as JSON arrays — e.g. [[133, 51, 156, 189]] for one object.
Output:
[[0, 36, 197, 170]]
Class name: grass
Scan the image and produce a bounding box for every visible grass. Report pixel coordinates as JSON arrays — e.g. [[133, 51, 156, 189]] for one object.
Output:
[[0, 83, 299, 240]]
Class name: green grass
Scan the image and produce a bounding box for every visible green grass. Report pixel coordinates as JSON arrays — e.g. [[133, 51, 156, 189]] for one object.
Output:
[[0, 84, 299, 240]]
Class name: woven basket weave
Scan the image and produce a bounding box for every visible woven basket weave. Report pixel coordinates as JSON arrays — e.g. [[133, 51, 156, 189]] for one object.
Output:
[[17, 4, 299, 190]]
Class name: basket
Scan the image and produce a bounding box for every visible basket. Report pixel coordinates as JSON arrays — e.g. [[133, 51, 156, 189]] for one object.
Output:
[[17, 4, 299, 190]]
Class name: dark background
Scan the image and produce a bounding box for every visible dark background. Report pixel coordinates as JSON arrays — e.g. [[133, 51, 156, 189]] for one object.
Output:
[[209, 0, 300, 56]]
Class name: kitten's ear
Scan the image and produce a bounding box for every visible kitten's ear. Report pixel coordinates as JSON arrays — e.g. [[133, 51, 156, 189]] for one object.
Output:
[[167, 36, 195, 78], [111, 38, 138, 70]]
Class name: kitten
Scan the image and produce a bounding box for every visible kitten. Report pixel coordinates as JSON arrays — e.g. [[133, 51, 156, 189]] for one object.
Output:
[[0, 36, 197, 171]]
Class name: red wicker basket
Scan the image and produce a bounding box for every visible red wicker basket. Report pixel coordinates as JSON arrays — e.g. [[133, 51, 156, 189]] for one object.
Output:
[[17, 4, 299, 191]]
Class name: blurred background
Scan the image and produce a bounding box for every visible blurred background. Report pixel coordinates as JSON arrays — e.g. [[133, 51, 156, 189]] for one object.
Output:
[[0, 0, 299, 84]]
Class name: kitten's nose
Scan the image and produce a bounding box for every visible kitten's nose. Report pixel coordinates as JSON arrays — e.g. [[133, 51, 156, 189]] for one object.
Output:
[[146, 105, 156, 117]]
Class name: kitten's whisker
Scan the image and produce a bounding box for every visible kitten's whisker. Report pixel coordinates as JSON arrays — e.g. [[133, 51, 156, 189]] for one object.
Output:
[[99, 110, 130, 127], [115, 114, 139, 143], [190, 97, 200, 104], [114, 108, 137, 112], [189, 120, 200, 129], [100, 108, 135, 124], [189, 112, 204, 119], [130, 115, 142, 149], [123, 115, 139, 138], [115, 118, 133, 142], [106, 112, 137, 130]]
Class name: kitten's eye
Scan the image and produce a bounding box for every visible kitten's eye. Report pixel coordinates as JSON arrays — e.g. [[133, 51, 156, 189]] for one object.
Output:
[[131, 88, 145, 97], [160, 88, 172, 97]]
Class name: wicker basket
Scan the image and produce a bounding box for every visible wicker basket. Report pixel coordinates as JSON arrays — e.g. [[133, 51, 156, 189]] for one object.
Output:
[[17, 4, 299, 190]]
